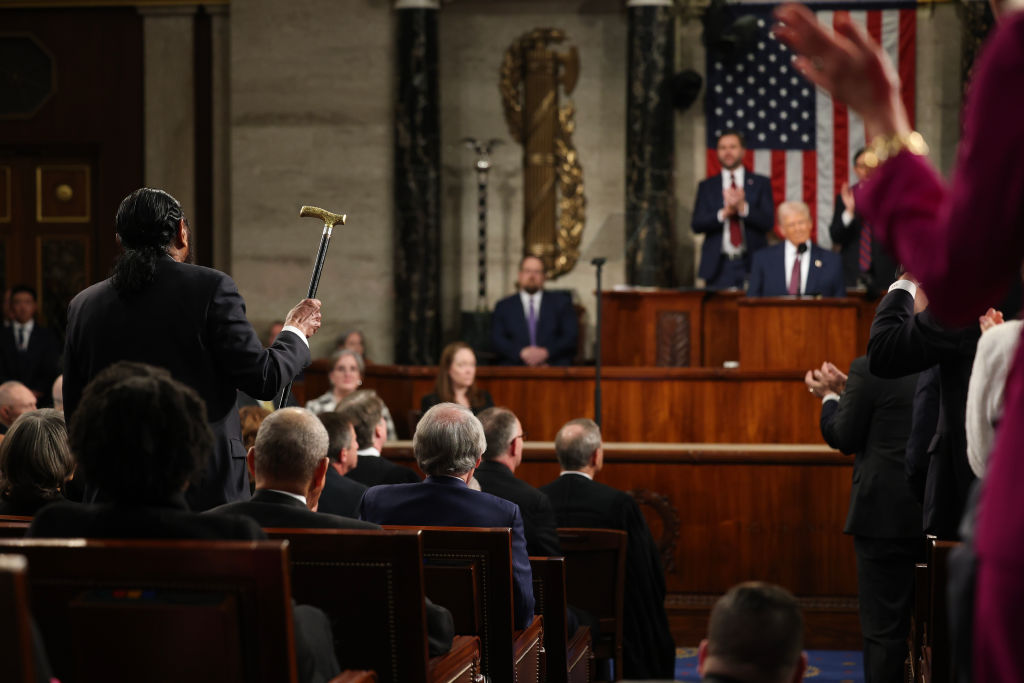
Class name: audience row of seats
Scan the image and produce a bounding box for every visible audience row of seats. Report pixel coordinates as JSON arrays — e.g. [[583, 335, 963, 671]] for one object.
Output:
[[0, 517, 626, 683]]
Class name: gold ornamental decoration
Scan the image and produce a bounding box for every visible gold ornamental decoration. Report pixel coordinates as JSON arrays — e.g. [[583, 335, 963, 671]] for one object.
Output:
[[500, 28, 586, 280]]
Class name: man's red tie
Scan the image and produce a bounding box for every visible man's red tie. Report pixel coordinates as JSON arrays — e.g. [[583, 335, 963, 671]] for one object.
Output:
[[859, 222, 872, 272], [788, 254, 801, 295], [729, 173, 742, 247]]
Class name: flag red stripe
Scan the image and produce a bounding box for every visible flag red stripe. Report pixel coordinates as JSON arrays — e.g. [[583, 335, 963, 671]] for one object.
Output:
[[866, 11, 884, 144], [743, 149, 755, 170], [707, 148, 720, 178], [899, 8, 916, 127], [832, 12, 849, 203]]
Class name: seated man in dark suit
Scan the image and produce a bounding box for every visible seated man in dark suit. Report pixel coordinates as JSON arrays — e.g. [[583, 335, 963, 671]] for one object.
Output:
[[208, 407, 377, 530], [0, 285, 60, 405], [27, 361, 342, 683], [828, 148, 897, 295], [698, 582, 807, 683], [691, 130, 775, 289], [475, 407, 561, 557], [541, 419, 675, 680], [315, 411, 368, 518], [358, 402, 536, 630], [491, 255, 578, 366], [339, 390, 419, 487], [748, 201, 845, 298]]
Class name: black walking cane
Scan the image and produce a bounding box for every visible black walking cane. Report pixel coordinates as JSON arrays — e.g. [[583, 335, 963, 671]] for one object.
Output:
[[277, 205, 347, 409]]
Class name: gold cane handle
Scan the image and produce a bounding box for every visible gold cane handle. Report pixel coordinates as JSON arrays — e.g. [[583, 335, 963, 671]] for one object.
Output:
[[299, 205, 347, 228]]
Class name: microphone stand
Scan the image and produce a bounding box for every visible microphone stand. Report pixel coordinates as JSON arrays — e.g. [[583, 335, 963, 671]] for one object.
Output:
[[591, 257, 606, 427]]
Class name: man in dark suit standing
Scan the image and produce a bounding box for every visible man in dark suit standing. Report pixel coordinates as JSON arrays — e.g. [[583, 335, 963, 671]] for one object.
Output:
[[0, 285, 60, 404], [475, 407, 561, 557], [867, 277, 983, 540], [829, 148, 897, 295], [338, 390, 419, 487], [748, 201, 845, 298], [208, 407, 377, 530], [541, 419, 675, 680], [358, 402, 536, 630], [691, 130, 775, 289], [62, 188, 322, 511], [806, 357, 922, 683], [491, 255, 578, 366], [316, 411, 368, 518]]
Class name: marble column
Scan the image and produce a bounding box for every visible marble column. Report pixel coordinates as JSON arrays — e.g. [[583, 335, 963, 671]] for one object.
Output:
[[208, 4, 232, 273], [139, 6, 196, 228], [625, 0, 675, 287], [394, 0, 441, 365]]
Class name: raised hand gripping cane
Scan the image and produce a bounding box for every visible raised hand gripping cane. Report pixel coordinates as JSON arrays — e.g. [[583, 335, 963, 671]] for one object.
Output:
[[277, 205, 347, 409]]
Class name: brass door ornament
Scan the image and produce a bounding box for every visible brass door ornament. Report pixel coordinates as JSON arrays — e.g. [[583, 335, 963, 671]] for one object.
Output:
[[500, 28, 586, 280]]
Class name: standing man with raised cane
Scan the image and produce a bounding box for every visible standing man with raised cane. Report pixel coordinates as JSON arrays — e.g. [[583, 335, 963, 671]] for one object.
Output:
[[63, 188, 323, 510]]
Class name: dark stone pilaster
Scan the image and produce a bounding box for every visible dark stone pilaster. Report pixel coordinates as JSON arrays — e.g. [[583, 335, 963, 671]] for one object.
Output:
[[625, 0, 675, 287], [394, 0, 441, 364]]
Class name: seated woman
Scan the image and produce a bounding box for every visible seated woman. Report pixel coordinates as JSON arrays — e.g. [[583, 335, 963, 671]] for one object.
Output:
[[0, 408, 75, 516], [305, 349, 396, 439], [421, 342, 494, 415], [336, 329, 369, 364]]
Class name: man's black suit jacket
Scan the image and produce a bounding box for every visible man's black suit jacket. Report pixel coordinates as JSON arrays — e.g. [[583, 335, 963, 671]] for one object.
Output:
[[0, 323, 60, 399], [473, 460, 561, 557], [318, 468, 368, 518], [62, 258, 310, 511], [829, 192, 898, 293], [540, 473, 675, 680], [491, 291, 578, 366], [691, 169, 775, 283], [346, 454, 420, 487], [819, 356, 922, 538], [207, 489, 379, 530], [867, 289, 980, 538]]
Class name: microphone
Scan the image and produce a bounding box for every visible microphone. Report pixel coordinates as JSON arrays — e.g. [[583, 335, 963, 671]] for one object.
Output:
[[591, 257, 607, 266], [796, 243, 808, 256]]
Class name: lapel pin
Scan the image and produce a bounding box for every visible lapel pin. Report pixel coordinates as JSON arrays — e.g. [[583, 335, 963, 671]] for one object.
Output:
[[814, 259, 822, 268]]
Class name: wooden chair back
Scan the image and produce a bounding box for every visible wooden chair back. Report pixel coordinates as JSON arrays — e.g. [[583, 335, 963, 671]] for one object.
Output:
[[530, 556, 593, 683], [0, 554, 35, 683], [0, 515, 33, 523], [0, 538, 297, 683], [0, 521, 29, 538], [386, 525, 543, 683], [265, 527, 480, 683], [557, 528, 627, 681]]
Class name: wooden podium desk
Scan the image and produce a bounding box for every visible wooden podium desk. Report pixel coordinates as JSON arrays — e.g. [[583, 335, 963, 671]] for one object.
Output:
[[384, 441, 860, 650], [738, 297, 860, 371], [600, 288, 880, 370], [303, 363, 829, 443]]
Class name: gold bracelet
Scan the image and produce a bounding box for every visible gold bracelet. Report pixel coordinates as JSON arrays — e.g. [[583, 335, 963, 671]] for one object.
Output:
[[862, 131, 929, 169]]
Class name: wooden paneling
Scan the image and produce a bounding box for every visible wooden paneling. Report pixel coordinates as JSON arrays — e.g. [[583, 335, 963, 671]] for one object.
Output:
[[702, 290, 743, 367], [601, 290, 704, 366], [738, 298, 860, 371], [383, 442, 861, 649], [301, 364, 827, 443]]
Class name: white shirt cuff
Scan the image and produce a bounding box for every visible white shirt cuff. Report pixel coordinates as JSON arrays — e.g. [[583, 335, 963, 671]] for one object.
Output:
[[888, 279, 918, 299], [841, 210, 854, 226], [716, 209, 726, 223], [822, 393, 840, 404], [739, 203, 749, 218], [281, 325, 310, 348]]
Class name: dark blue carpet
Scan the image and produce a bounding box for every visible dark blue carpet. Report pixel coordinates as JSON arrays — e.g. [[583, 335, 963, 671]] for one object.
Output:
[[675, 647, 864, 682]]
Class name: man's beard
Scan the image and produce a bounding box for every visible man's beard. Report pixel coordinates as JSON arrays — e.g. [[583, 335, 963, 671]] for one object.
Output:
[[522, 284, 541, 294]]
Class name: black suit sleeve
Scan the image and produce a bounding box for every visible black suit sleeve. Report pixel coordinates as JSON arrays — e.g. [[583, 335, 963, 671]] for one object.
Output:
[[527, 494, 563, 557], [820, 358, 875, 456], [830, 194, 861, 247], [490, 299, 524, 364], [207, 274, 310, 400], [906, 366, 941, 503], [868, 289, 947, 378], [691, 180, 724, 234], [424, 597, 455, 656], [745, 179, 775, 235], [746, 251, 766, 296]]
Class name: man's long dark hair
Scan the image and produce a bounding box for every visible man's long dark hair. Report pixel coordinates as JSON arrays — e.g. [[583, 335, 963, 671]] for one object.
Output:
[[111, 188, 186, 293]]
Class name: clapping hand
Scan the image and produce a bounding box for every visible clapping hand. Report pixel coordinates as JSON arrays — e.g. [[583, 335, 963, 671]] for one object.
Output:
[[804, 361, 847, 398]]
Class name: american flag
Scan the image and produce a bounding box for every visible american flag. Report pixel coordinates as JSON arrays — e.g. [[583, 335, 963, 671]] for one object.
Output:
[[705, 3, 917, 246]]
